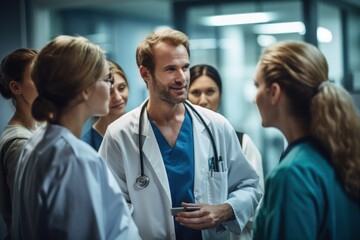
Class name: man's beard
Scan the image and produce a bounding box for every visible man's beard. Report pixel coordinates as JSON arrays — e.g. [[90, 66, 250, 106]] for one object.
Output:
[[151, 75, 188, 105]]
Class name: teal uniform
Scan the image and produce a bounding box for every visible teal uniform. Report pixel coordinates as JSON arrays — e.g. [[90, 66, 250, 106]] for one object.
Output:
[[254, 137, 360, 240]]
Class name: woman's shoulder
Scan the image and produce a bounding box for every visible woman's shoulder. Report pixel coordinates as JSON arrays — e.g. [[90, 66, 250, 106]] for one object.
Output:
[[270, 141, 334, 187], [41, 125, 102, 166], [64, 133, 102, 164], [284, 141, 330, 169], [0, 125, 32, 143]]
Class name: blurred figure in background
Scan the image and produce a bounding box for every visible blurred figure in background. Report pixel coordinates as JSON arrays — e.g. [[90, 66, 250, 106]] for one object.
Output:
[[253, 41, 360, 239], [81, 60, 129, 151], [0, 48, 38, 240], [188, 64, 221, 112], [188, 64, 264, 240], [11, 35, 139, 239]]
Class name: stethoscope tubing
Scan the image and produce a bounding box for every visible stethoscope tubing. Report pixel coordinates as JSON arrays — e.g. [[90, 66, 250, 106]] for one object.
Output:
[[136, 100, 149, 188], [184, 101, 220, 171], [136, 100, 219, 188]]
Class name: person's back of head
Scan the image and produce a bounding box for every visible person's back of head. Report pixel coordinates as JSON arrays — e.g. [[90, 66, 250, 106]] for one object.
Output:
[[0, 48, 38, 105], [259, 41, 327, 121], [259, 41, 360, 201], [31, 35, 106, 124]]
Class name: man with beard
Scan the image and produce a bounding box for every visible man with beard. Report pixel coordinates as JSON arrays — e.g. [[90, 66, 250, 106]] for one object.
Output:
[[99, 28, 262, 240]]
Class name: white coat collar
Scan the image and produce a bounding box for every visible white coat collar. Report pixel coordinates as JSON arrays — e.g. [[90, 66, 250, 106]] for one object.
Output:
[[185, 102, 213, 199]]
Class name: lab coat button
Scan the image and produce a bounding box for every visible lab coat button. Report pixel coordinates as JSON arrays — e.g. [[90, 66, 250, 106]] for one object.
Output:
[[195, 195, 201, 200]]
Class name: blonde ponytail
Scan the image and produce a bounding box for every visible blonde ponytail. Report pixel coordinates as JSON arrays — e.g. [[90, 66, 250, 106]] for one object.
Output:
[[311, 82, 360, 200]]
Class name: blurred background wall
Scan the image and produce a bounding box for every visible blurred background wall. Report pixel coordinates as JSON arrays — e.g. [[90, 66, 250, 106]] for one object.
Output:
[[2, 0, 360, 183]]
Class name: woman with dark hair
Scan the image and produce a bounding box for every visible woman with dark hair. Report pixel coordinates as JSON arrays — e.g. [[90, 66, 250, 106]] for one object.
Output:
[[188, 64, 222, 112], [253, 41, 360, 239], [188, 64, 264, 240], [188, 64, 264, 191], [11, 35, 139, 239], [0, 48, 37, 239]]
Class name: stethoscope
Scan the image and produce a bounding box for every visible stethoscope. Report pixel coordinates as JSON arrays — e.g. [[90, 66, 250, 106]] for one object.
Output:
[[135, 100, 221, 189]]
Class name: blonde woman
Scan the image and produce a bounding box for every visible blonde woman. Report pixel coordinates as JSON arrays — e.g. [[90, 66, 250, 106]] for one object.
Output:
[[253, 41, 360, 239], [81, 60, 129, 151], [11, 36, 139, 239]]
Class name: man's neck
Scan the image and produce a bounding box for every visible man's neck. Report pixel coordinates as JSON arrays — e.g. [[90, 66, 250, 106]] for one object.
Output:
[[147, 99, 186, 126], [146, 99, 186, 147]]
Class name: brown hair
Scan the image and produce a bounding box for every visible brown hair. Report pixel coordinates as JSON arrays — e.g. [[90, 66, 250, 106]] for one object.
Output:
[[0, 48, 37, 104], [136, 28, 190, 75], [190, 64, 222, 95], [31, 35, 106, 123], [108, 60, 128, 87]]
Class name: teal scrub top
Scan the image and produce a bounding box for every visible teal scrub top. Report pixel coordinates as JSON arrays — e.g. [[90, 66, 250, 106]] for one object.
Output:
[[253, 137, 360, 240]]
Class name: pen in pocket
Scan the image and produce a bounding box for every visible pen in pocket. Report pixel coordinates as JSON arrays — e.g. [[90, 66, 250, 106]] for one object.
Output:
[[217, 156, 224, 172]]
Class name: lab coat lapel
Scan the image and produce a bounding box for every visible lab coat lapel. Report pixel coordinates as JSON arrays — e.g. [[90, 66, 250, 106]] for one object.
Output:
[[139, 108, 172, 203], [187, 103, 212, 197]]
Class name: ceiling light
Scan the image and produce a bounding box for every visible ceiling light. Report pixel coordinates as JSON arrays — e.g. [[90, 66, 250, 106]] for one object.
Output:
[[254, 21, 306, 34], [254, 22, 332, 43], [317, 27, 332, 43], [201, 12, 275, 26]]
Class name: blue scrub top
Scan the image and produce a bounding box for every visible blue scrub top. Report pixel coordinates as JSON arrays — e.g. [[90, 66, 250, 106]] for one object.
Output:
[[81, 127, 103, 151], [150, 110, 202, 240]]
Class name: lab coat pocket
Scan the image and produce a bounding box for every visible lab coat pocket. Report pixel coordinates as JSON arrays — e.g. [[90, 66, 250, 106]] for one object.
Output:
[[206, 171, 228, 204], [203, 227, 228, 240]]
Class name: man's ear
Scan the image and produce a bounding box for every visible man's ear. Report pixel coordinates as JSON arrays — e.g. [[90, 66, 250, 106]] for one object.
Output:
[[270, 82, 282, 104], [9, 81, 22, 95], [140, 66, 151, 82]]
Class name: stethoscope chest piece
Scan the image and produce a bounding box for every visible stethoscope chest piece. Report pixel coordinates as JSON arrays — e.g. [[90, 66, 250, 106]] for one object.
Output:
[[136, 175, 149, 189]]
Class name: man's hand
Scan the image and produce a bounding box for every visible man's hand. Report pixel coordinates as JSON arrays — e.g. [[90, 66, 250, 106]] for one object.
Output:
[[174, 202, 235, 230]]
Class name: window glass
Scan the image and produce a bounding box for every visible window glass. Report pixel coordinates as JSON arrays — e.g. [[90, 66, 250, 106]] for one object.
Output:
[[187, 1, 303, 176], [348, 12, 360, 91], [318, 3, 343, 85]]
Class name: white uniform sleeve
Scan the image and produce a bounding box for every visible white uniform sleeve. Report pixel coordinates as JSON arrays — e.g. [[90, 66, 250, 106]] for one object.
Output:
[[98, 129, 131, 202], [242, 134, 265, 193], [221, 123, 263, 234]]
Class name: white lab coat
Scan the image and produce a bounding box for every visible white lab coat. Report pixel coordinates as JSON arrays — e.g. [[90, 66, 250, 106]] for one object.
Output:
[[99, 100, 262, 240], [231, 134, 265, 240]]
